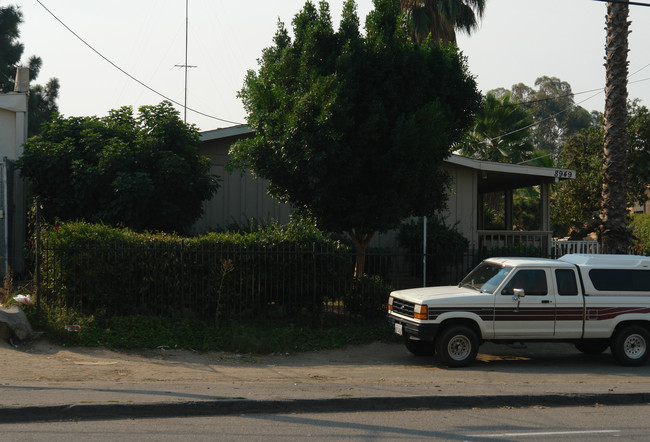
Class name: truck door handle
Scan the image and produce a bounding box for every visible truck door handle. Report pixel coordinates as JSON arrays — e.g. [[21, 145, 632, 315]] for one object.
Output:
[[541, 300, 552, 304]]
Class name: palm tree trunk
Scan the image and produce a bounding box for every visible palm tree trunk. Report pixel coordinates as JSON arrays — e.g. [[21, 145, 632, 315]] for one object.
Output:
[[600, 1, 631, 254]]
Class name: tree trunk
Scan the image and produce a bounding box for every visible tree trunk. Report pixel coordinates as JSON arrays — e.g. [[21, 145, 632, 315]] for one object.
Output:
[[600, 1, 630, 254], [349, 229, 376, 278]]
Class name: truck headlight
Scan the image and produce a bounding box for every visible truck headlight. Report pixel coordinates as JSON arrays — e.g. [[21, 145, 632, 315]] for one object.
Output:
[[388, 296, 393, 311], [414, 304, 428, 320]]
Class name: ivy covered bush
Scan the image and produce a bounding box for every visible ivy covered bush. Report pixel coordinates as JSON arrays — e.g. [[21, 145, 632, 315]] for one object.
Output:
[[38, 219, 354, 323]]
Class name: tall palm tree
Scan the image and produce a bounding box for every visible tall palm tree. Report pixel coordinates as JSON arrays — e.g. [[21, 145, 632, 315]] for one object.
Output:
[[600, 1, 630, 253], [400, 0, 486, 44]]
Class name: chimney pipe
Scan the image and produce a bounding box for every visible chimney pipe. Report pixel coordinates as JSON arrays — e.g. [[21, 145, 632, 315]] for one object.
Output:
[[14, 67, 30, 93]]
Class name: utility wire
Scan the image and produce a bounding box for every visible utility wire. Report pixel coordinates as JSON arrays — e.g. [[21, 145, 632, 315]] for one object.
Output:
[[35, 0, 244, 126], [516, 86, 605, 106], [592, 0, 650, 7], [486, 72, 650, 148], [502, 90, 603, 143], [35, 0, 650, 130]]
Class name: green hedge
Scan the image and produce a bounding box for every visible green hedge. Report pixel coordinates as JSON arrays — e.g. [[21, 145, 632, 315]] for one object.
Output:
[[630, 214, 650, 256], [39, 220, 357, 322]]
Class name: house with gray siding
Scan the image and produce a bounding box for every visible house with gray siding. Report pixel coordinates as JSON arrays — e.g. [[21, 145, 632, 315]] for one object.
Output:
[[196, 125, 575, 254]]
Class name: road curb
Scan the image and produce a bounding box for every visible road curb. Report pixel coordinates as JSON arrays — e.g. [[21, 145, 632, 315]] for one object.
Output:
[[2, 393, 650, 423]]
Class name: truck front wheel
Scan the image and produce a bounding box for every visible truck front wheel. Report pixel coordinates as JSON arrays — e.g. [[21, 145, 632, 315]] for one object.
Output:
[[404, 338, 435, 356], [435, 325, 479, 368], [611, 325, 650, 366]]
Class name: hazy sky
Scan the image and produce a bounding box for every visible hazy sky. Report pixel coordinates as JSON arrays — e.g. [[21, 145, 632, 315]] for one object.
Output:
[[13, 0, 650, 132]]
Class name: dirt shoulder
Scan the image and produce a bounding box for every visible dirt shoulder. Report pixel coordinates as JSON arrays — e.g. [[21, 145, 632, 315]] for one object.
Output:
[[3, 337, 650, 399]]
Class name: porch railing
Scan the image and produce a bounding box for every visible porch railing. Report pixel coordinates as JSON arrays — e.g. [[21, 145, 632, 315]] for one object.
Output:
[[478, 230, 553, 256]]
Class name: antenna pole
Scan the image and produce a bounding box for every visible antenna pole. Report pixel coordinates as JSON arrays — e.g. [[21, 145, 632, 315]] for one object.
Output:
[[184, 0, 188, 123], [174, 0, 196, 122]]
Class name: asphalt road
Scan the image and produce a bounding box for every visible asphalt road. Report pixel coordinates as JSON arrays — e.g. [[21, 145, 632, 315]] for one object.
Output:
[[1, 405, 649, 441]]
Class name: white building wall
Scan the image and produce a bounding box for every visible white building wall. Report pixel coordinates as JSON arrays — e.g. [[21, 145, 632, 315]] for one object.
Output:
[[0, 92, 28, 274], [0, 93, 27, 159]]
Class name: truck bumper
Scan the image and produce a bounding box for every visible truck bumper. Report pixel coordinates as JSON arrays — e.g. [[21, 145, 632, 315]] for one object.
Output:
[[387, 314, 439, 342]]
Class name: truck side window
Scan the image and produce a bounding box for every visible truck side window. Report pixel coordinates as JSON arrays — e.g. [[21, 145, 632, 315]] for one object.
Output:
[[502, 270, 548, 296], [589, 269, 650, 291], [555, 269, 578, 296]]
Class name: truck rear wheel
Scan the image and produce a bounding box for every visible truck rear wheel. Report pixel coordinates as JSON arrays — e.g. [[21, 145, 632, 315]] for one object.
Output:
[[611, 325, 650, 366], [404, 338, 435, 356], [435, 325, 478, 368]]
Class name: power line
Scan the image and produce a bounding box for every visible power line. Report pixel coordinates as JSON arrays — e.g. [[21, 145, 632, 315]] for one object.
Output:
[[516, 86, 605, 106], [592, 0, 650, 7], [35, 0, 243, 126], [512, 63, 650, 106], [489, 90, 604, 147], [476, 74, 650, 157]]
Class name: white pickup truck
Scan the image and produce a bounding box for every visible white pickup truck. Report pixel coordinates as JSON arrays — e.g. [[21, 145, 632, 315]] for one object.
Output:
[[387, 254, 650, 367]]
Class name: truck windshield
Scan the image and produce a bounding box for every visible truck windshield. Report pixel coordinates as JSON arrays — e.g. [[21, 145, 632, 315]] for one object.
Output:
[[459, 262, 512, 294]]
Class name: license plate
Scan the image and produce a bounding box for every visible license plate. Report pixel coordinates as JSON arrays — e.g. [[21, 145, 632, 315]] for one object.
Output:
[[394, 323, 403, 336]]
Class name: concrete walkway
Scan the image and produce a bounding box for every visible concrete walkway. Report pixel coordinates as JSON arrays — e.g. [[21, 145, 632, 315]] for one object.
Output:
[[1, 340, 649, 422]]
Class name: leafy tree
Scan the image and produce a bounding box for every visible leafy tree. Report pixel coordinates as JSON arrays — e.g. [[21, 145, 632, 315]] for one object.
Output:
[[512, 187, 541, 231], [600, 2, 631, 253], [459, 92, 534, 163], [552, 126, 604, 236], [1, 5, 59, 136], [0, 5, 23, 91], [25, 55, 60, 136], [17, 101, 219, 233], [400, 0, 486, 44], [627, 101, 650, 208], [230, 0, 481, 275], [629, 214, 650, 256], [551, 102, 650, 237], [509, 76, 595, 158]]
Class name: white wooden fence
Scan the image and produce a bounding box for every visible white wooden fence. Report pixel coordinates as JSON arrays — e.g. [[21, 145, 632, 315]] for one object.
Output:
[[551, 239, 601, 257]]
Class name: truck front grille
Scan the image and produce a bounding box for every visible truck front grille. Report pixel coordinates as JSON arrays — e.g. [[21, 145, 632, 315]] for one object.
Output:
[[391, 298, 415, 317]]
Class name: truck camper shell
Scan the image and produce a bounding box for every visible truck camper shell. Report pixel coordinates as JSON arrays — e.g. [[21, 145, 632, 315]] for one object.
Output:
[[559, 253, 650, 296]]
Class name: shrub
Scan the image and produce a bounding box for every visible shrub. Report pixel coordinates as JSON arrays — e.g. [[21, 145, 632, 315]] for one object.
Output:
[[38, 219, 354, 323], [630, 214, 650, 255], [397, 216, 469, 285], [344, 274, 393, 319]]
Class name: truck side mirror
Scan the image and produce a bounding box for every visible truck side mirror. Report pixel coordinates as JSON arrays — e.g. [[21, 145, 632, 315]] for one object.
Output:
[[512, 288, 525, 300]]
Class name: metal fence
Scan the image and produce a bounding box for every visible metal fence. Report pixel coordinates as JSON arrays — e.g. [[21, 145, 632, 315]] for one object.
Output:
[[36, 239, 486, 322], [38, 235, 607, 322]]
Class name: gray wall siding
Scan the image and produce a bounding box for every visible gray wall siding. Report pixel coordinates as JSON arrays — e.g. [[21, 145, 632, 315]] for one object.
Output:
[[193, 136, 291, 233], [443, 163, 478, 248]]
